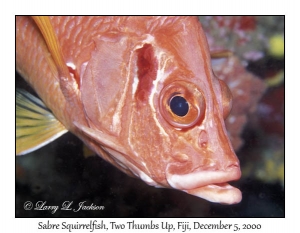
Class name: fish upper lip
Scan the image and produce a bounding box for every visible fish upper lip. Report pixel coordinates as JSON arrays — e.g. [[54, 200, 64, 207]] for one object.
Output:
[[166, 167, 241, 190]]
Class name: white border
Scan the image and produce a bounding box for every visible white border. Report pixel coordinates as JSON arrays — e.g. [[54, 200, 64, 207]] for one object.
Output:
[[2, 1, 293, 232]]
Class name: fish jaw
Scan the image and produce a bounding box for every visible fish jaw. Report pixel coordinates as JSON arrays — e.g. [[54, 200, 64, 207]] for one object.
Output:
[[166, 165, 242, 204]]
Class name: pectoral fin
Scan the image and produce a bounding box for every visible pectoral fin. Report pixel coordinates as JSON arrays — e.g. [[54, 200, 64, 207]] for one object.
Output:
[[16, 89, 68, 155]]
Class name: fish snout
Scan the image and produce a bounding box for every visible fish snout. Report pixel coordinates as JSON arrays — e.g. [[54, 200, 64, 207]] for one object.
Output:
[[168, 141, 240, 177], [166, 152, 242, 204]]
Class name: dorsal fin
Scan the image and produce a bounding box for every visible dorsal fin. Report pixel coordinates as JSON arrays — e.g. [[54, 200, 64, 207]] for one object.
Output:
[[31, 16, 70, 77], [16, 89, 68, 155]]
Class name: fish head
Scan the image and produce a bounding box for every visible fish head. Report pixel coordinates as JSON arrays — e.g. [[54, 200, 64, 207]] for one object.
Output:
[[77, 17, 241, 204]]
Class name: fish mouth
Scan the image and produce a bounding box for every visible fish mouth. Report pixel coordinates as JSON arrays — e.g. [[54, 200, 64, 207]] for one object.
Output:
[[166, 167, 242, 204]]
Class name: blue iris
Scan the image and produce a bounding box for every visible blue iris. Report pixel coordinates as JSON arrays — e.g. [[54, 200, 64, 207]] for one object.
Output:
[[170, 96, 189, 117]]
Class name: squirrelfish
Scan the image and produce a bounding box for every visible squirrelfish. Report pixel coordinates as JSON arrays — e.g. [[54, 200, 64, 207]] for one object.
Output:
[[16, 16, 242, 204]]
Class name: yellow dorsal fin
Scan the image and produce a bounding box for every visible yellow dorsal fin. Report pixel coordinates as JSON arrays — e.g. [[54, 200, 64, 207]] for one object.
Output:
[[31, 16, 69, 76], [16, 89, 68, 155]]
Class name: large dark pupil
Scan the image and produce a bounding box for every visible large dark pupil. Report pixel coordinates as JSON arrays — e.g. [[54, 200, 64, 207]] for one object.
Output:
[[170, 96, 189, 117]]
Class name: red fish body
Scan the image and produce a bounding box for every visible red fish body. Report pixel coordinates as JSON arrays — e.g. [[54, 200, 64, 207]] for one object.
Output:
[[16, 16, 241, 204]]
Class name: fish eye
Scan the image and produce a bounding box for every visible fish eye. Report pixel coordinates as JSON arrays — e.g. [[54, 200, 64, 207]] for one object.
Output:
[[169, 95, 189, 117], [159, 81, 206, 129]]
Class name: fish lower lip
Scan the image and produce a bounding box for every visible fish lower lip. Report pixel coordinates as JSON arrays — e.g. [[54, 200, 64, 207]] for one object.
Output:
[[185, 183, 242, 204]]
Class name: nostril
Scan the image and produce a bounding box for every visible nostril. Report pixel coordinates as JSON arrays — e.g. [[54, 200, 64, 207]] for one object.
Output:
[[226, 161, 240, 170], [198, 130, 208, 148]]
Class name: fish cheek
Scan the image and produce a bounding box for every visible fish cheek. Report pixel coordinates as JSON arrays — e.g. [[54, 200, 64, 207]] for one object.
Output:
[[128, 105, 171, 185]]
